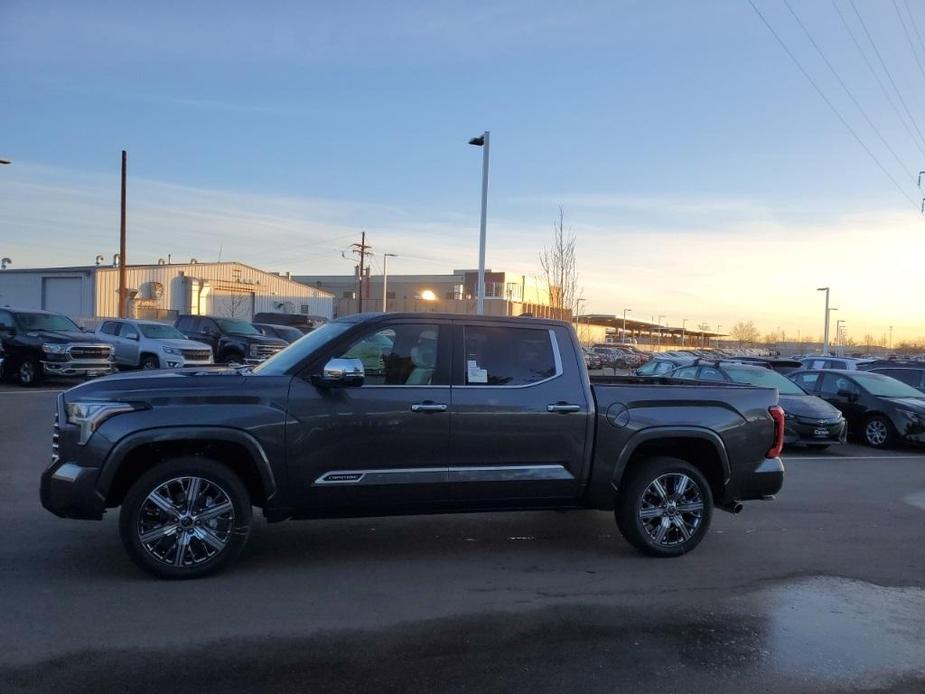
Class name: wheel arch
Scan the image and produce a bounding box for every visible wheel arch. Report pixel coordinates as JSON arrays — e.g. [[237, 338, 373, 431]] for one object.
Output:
[[612, 428, 730, 503], [98, 427, 276, 508]]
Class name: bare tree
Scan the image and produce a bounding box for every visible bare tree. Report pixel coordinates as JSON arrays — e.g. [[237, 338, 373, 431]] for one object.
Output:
[[218, 292, 251, 318], [539, 207, 582, 318], [730, 320, 760, 347]]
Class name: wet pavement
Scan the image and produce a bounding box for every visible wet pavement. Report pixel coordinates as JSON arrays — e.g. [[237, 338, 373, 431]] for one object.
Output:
[[2, 388, 925, 693]]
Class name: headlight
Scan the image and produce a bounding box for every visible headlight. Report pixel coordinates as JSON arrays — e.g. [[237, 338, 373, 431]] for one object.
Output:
[[65, 401, 138, 445], [42, 343, 67, 354], [161, 346, 182, 355]]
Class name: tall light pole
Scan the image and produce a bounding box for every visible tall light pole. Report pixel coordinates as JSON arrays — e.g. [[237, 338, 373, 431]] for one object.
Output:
[[836, 319, 845, 355], [889, 325, 894, 351], [623, 308, 631, 342], [682, 318, 688, 346], [118, 150, 128, 318], [657, 315, 666, 348], [469, 131, 490, 315], [817, 287, 831, 354], [381, 253, 397, 312]]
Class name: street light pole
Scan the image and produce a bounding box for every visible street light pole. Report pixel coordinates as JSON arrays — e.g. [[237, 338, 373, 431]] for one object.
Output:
[[118, 150, 128, 318], [623, 308, 631, 342], [381, 253, 397, 312], [817, 287, 830, 354], [657, 315, 666, 348], [469, 131, 490, 315], [682, 318, 688, 346]]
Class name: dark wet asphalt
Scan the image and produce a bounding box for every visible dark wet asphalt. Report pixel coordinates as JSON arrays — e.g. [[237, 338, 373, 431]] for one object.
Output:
[[2, 388, 925, 693]]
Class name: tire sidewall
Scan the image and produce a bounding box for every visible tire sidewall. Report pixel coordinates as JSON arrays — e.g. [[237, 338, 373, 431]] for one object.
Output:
[[140, 354, 160, 370], [119, 457, 252, 579], [17, 356, 41, 387], [864, 416, 892, 449], [616, 456, 713, 557]]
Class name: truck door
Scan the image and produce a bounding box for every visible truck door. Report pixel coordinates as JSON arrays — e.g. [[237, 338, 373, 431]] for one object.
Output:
[[447, 322, 591, 502], [117, 322, 142, 365], [285, 319, 452, 510]]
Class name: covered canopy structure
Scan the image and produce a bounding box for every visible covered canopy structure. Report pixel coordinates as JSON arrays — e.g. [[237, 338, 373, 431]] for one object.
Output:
[[574, 313, 726, 347]]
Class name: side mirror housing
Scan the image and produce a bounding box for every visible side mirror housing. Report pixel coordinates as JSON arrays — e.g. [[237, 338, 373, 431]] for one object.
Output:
[[313, 358, 365, 388]]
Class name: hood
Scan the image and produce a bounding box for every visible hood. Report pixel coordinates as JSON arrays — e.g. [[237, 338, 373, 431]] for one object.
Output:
[[26, 329, 103, 344], [63, 365, 244, 399], [157, 338, 213, 350], [230, 333, 288, 346], [884, 397, 925, 413], [778, 394, 842, 420]]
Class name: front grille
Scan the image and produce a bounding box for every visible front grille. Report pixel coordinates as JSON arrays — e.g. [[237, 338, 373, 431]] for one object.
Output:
[[180, 349, 212, 360], [251, 344, 283, 358], [51, 410, 60, 465], [67, 344, 112, 360]]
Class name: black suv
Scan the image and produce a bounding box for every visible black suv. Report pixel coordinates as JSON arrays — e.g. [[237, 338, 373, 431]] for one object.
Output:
[[790, 369, 925, 448], [0, 307, 114, 386], [174, 315, 287, 364]]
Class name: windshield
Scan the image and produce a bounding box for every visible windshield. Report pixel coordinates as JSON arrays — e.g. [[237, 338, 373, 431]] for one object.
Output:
[[214, 318, 261, 336], [271, 325, 303, 341], [724, 366, 805, 395], [252, 321, 353, 375], [138, 323, 186, 339], [852, 372, 925, 399], [14, 312, 80, 332]]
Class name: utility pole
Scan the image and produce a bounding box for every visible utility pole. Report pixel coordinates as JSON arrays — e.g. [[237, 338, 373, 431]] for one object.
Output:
[[350, 231, 372, 313], [468, 131, 490, 315], [118, 150, 128, 318], [382, 253, 397, 312], [889, 325, 894, 351], [817, 287, 830, 355]]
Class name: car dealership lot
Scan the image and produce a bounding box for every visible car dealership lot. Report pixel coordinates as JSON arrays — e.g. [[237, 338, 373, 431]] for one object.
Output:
[[2, 386, 925, 693]]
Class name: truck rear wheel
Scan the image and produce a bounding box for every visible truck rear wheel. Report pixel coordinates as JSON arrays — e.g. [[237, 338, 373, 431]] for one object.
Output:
[[615, 456, 712, 557], [119, 457, 252, 579], [16, 357, 43, 387]]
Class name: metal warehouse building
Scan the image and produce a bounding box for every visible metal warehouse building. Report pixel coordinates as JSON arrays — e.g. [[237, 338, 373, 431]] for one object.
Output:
[[0, 261, 335, 322]]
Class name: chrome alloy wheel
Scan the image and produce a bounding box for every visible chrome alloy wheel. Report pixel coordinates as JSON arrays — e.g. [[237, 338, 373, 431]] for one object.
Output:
[[639, 473, 705, 546], [137, 476, 235, 567], [866, 419, 889, 446]]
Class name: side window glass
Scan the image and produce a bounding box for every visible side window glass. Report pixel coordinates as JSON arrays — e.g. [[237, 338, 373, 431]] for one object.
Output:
[[100, 321, 118, 335], [0, 311, 14, 329], [654, 362, 675, 375], [463, 326, 556, 386], [699, 367, 725, 381], [337, 324, 441, 386], [119, 323, 139, 339], [673, 366, 699, 379], [793, 373, 819, 390], [176, 317, 194, 331], [831, 361, 847, 370], [820, 374, 858, 395]]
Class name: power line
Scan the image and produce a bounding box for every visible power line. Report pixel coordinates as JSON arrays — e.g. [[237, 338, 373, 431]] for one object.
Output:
[[849, 0, 925, 153], [783, 0, 918, 183], [894, 0, 925, 87], [747, 0, 921, 211], [831, 0, 925, 160], [904, 0, 925, 55]]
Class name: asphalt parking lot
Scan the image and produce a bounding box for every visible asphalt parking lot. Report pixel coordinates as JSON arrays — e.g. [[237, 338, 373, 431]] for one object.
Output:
[[2, 382, 925, 693]]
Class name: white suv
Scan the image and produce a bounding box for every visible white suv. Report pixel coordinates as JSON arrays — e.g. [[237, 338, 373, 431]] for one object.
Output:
[[96, 319, 214, 369]]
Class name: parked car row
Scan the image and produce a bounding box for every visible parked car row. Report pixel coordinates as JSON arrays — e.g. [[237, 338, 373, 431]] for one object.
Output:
[[0, 305, 315, 386]]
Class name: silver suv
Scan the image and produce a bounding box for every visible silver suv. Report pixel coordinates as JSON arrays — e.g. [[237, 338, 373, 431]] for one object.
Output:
[[96, 319, 214, 369]]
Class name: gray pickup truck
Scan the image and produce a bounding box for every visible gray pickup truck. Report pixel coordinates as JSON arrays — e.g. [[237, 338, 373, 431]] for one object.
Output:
[[41, 313, 785, 579]]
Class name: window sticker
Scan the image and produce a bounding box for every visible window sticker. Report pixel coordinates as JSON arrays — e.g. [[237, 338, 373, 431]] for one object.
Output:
[[467, 359, 488, 384]]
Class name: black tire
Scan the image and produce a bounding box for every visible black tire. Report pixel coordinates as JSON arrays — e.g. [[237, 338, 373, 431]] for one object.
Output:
[[220, 351, 244, 365], [16, 356, 43, 387], [863, 415, 894, 449], [615, 456, 713, 557], [119, 457, 252, 579], [140, 353, 160, 370], [806, 444, 830, 451]]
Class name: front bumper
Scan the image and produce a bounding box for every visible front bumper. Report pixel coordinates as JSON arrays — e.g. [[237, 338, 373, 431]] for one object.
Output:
[[40, 461, 106, 520], [784, 417, 847, 446], [42, 360, 115, 378]]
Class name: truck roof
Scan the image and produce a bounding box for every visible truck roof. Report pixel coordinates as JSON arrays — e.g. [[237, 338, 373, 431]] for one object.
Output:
[[333, 312, 573, 329]]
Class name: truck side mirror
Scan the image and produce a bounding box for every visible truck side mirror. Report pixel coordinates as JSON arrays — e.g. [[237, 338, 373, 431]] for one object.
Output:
[[313, 358, 365, 388]]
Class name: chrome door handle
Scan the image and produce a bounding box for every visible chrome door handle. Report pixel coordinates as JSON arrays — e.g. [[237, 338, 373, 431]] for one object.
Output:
[[547, 403, 582, 413], [411, 403, 448, 413]]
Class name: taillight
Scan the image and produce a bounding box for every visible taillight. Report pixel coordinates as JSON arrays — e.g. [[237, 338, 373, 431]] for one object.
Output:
[[767, 405, 785, 458]]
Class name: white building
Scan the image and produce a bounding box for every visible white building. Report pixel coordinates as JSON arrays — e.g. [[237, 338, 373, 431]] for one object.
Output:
[[0, 261, 335, 322]]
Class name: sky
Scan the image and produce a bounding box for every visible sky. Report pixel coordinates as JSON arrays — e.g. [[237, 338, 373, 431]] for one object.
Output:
[[1, 0, 924, 341]]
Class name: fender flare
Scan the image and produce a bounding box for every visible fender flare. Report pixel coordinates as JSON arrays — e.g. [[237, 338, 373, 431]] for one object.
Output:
[[96, 426, 277, 501], [611, 426, 731, 488]]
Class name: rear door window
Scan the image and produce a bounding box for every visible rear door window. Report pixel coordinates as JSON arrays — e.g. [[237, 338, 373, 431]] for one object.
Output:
[[699, 367, 725, 381], [176, 316, 197, 332], [819, 373, 859, 396], [673, 366, 699, 379], [792, 372, 821, 391], [462, 325, 557, 386]]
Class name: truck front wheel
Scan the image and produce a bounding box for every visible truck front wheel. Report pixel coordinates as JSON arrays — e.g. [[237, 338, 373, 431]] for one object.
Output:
[[615, 456, 713, 557], [119, 457, 252, 579]]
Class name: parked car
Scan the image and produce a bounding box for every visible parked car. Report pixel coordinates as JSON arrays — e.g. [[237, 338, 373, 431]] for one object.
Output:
[[174, 315, 288, 364], [252, 312, 326, 334], [96, 319, 214, 369], [592, 346, 627, 368], [670, 361, 846, 449], [799, 356, 874, 371], [864, 365, 925, 393], [0, 307, 114, 386], [635, 356, 693, 376], [41, 313, 784, 578], [789, 369, 925, 448], [582, 348, 603, 370], [254, 323, 305, 344], [728, 356, 804, 374]]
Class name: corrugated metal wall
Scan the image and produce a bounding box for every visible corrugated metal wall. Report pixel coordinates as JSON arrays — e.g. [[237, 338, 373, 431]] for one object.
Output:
[[0, 270, 95, 315], [94, 262, 334, 320]]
